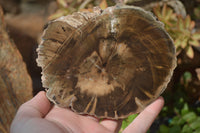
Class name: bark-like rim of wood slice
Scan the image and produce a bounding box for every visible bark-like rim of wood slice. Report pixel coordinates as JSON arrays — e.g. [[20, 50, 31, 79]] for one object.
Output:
[[36, 5, 176, 119]]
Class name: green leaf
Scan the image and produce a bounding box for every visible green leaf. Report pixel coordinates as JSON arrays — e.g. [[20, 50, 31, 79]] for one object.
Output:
[[178, 17, 184, 30], [162, 106, 168, 112], [121, 120, 129, 130], [178, 118, 186, 125], [165, 8, 173, 20], [121, 114, 138, 130], [192, 33, 200, 40], [182, 124, 193, 133], [197, 107, 200, 113], [186, 46, 194, 59], [169, 125, 181, 133], [170, 116, 185, 126], [194, 127, 200, 133], [159, 124, 169, 133], [57, 0, 67, 8], [181, 38, 189, 49], [179, 97, 185, 104], [182, 112, 197, 123], [174, 39, 182, 48], [181, 103, 189, 116], [189, 39, 200, 47], [174, 107, 180, 115], [185, 15, 191, 29], [190, 117, 200, 129], [127, 114, 138, 122], [183, 71, 192, 84], [170, 116, 179, 125]]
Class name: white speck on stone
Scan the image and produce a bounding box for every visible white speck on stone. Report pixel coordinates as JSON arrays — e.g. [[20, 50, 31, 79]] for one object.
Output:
[[56, 15, 83, 28], [106, 7, 114, 14], [110, 18, 117, 33]]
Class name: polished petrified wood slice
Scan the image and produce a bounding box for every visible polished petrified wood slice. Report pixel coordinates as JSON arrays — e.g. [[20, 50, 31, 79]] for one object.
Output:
[[37, 5, 176, 119]]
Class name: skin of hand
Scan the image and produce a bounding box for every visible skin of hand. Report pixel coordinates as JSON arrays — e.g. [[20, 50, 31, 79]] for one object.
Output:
[[10, 91, 164, 133]]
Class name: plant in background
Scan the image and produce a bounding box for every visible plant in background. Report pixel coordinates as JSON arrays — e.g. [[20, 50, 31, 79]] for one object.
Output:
[[48, 0, 81, 20], [153, 4, 200, 59], [156, 69, 200, 133], [48, 0, 113, 20], [194, 4, 200, 20], [119, 114, 138, 132], [159, 102, 200, 133], [153, 4, 200, 133]]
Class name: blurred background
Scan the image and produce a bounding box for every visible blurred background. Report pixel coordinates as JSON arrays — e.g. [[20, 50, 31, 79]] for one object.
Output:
[[0, 0, 200, 132]]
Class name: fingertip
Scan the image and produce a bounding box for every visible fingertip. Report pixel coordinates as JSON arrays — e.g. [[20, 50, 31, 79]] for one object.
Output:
[[146, 96, 164, 113], [157, 96, 164, 104], [159, 96, 165, 106], [123, 97, 165, 133]]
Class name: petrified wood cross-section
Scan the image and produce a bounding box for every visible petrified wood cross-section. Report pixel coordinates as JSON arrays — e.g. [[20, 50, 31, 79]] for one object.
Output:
[[37, 5, 176, 119]]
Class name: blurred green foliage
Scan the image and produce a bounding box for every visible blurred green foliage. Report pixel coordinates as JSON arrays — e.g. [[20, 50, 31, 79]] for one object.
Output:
[[120, 114, 138, 132], [158, 102, 200, 133]]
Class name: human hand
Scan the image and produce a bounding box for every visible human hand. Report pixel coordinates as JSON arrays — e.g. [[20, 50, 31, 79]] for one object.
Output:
[[10, 91, 164, 133]]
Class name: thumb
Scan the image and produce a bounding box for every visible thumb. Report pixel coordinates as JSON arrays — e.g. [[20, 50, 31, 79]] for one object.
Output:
[[16, 91, 51, 118]]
